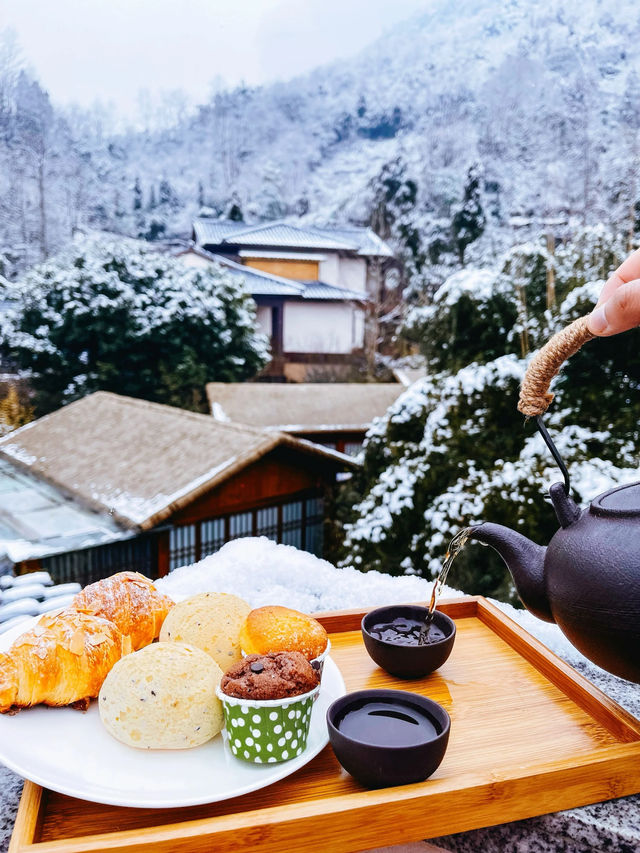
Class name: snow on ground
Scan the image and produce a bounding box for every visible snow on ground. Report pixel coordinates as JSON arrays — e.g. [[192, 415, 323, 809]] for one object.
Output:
[[155, 536, 464, 614]]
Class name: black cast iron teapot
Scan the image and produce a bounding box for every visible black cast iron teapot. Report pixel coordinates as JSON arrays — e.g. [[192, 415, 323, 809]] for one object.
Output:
[[470, 316, 640, 683]]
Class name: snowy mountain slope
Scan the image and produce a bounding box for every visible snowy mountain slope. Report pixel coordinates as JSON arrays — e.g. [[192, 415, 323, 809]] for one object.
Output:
[[87, 0, 640, 225], [2, 0, 640, 273]]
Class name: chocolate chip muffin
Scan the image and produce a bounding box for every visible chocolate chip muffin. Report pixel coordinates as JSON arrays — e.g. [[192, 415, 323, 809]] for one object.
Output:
[[220, 651, 319, 700]]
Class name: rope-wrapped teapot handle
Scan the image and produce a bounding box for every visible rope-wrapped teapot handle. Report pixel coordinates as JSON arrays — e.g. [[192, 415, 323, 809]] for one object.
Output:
[[518, 316, 595, 417]]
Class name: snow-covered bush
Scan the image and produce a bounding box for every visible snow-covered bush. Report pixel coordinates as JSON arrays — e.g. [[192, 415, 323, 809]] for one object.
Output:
[[404, 269, 516, 371], [405, 242, 557, 371], [341, 228, 640, 602], [0, 235, 269, 414]]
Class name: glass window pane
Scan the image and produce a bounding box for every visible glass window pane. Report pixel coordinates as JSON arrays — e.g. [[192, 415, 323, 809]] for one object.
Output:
[[281, 500, 302, 548], [256, 505, 278, 541], [169, 524, 197, 571], [283, 501, 302, 523], [229, 511, 253, 539], [343, 441, 363, 457], [304, 496, 324, 556], [200, 518, 225, 558]]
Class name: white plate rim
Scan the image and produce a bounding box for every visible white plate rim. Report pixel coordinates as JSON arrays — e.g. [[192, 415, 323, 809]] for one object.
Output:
[[0, 618, 346, 808]]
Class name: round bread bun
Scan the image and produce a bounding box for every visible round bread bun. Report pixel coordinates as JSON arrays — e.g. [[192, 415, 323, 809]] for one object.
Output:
[[239, 605, 328, 660], [99, 642, 223, 749], [159, 592, 250, 669]]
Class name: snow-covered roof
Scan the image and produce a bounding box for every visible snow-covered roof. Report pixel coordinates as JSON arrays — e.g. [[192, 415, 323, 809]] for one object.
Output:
[[195, 220, 352, 251], [174, 247, 365, 301], [0, 457, 131, 564], [319, 225, 395, 258], [298, 280, 366, 301], [393, 364, 428, 387], [0, 393, 358, 532], [206, 382, 404, 432], [176, 245, 305, 296], [191, 220, 248, 245], [193, 219, 394, 257]]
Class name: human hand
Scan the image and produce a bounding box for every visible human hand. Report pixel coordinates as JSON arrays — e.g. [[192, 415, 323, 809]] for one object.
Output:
[[588, 248, 640, 336]]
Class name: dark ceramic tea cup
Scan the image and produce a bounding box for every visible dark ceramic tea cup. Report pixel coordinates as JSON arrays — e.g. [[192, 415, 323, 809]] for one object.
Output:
[[361, 605, 456, 678], [327, 688, 450, 788]]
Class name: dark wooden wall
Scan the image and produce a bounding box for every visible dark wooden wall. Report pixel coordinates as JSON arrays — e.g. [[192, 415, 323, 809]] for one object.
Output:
[[170, 446, 333, 524]]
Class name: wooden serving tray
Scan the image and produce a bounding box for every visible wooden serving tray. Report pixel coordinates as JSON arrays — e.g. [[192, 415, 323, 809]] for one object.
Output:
[[9, 596, 640, 853]]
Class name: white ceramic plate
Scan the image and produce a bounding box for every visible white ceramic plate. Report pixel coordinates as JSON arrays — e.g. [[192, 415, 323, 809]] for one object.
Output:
[[0, 620, 346, 808]]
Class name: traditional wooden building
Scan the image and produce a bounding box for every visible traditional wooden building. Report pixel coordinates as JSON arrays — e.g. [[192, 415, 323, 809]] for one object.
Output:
[[176, 220, 396, 380], [0, 393, 357, 584], [206, 382, 404, 455]]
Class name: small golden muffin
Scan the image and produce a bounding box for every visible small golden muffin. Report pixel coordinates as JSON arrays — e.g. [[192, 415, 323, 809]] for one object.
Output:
[[159, 592, 250, 669], [239, 605, 328, 661], [99, 642, 223, 749]]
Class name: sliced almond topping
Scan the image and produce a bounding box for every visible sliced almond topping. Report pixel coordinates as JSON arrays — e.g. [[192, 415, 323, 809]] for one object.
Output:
[[70, 629, 85, 656], [88, 633, 109, 645], [122, 634, 132, 656]]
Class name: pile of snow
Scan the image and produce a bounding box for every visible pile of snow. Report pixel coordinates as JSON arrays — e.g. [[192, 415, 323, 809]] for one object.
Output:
[[155, 537, 463, 613]]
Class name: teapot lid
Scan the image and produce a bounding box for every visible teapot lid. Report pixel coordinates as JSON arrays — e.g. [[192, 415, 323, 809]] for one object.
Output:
[[590, 481, 640, 517]]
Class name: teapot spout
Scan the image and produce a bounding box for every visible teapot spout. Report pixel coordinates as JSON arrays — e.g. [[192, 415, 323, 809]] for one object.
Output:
[[470, 523, 554, 623]]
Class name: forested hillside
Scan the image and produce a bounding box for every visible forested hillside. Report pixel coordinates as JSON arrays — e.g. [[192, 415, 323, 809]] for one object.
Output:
[[1, 0, 639, 291]]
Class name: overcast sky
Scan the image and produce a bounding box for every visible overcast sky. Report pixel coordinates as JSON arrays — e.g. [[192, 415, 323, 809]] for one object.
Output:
[[3, 0, 427, 121]]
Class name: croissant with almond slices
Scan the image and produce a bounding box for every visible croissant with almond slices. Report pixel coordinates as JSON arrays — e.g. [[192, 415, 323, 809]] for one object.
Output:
[[72, 571, 173, 651], [0, 608, 128, 713], [0, 571, 174, 713]]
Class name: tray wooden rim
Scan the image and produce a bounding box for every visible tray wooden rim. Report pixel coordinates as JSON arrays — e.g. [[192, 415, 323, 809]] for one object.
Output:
[[9, 596, 640, 853]]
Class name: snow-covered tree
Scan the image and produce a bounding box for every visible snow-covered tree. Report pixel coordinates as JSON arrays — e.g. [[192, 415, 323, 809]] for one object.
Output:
[[451, 164, 486, 265], [1, 235, 269, 414], [132, 178, 143, 211], [341, 227, 640, 601], [226, 193, 244, 222]]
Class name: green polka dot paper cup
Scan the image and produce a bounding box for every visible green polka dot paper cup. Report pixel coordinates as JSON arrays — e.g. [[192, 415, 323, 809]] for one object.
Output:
[[310, 639, 331, 682], [216, 685, 320, 764]]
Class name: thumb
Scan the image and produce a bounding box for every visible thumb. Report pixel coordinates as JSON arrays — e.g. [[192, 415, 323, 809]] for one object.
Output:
[[587, 279, 640, 336]]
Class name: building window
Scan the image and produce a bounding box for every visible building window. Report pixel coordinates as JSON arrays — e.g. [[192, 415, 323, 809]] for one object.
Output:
[[168, 491, 324, 570], [169, 523, 197, 571], [256, 506, 278, 541], [201, 518, 225, 559], [343, 441, 363, 457], [229, 511, 252, 540], [305, 496, 324, 557], [282, 500, 303, 548]]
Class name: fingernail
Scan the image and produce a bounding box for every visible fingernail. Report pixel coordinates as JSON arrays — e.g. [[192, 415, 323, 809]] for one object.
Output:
[[588, 305, 608, 334]]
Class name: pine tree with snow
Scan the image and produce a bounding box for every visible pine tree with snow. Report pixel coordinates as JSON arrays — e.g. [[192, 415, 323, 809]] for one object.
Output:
[[341, 227, 640, 601], [451, 164, 486, 265], [1, 235, 269, 415], [227, 194, 244, 222], [158, 179, 180, 211], [132, 178, 143, 211]]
